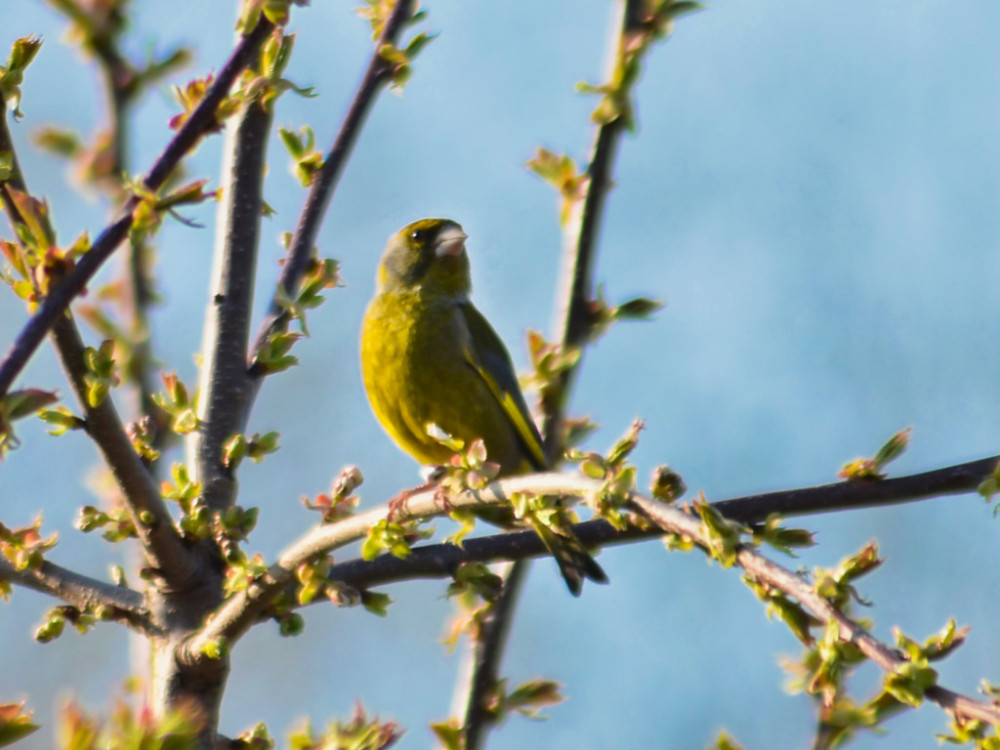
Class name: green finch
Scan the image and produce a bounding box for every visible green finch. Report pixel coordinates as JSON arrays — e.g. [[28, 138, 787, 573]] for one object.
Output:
[[360, 218, 607, 595]]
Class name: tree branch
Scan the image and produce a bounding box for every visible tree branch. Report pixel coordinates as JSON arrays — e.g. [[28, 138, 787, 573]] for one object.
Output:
[[245, 0, 415, 386], [313, 454, 994, 591], [540, 0, 646, 455], [92, 28, 163, 454], [188, 82, 274, 512], [49, 317, 196, 583], [450, 559, 528, 750], [181, 472, 585, 664], [180, 450, 994, 667], [714, 455, 998, 523], [455, 2, 647, 745], [0, 106, 194, 584], [630, 492, 1000, 729], [0, 557, 153, 634], [0, 14, 274, 402]]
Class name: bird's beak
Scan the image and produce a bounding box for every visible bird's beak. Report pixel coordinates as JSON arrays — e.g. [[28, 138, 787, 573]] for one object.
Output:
[[434, 226, 468, 258]]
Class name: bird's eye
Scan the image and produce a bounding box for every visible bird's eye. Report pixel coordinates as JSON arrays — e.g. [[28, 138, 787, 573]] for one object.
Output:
[[410, 227, 430, 243]]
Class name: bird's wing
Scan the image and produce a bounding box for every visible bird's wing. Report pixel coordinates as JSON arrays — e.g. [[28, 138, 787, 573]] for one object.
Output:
[[457, 301, 548, 471]]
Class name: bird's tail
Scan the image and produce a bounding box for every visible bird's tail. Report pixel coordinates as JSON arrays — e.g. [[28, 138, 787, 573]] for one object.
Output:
[[533, 522, 608, 596]]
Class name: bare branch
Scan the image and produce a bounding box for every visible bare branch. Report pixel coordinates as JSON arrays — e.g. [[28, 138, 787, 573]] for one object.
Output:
[[715, 455, 998, 523], [0, 557, 153, 634], [0, 14, 275, 402]]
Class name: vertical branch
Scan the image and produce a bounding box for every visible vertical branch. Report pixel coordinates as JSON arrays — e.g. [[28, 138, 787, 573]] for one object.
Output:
[[104, 66, 163, 452], [541, 0, 646, 456], [83, 24, 191, 450], [452, 3, 647, 749], [188, 81, 274, 512], [451, 560, 529, 750]]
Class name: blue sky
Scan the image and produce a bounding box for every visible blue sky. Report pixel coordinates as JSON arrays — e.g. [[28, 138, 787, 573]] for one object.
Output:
[[2, 1, 1000, 748]]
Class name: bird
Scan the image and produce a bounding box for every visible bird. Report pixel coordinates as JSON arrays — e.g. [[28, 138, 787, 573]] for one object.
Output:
[[360, 218, 607, 595]]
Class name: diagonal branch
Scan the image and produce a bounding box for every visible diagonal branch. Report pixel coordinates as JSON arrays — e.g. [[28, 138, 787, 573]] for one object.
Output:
[[0, 557, 153, 634], [48, 318, 195, 582], [245, 0, 415, 389], [630, 492, 1000, 729], [181, 472, 590, 664], [180, 449, 996, 668], [0, 14, 274, 402], [0, 115, 193, 584]]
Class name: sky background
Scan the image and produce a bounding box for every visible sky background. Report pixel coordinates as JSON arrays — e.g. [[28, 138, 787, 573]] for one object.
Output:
[[2, 1, 1000, 748]]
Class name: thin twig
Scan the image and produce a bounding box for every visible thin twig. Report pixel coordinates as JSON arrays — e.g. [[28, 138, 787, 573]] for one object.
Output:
[[0, 14, 274, 401], [0, 557, 153, 634], [630, 492, 1000, 728], [245, 0, 415, 384], [96, 46, 164, 453], [455, 2, 646, 745], [188, 84, 274, 512]]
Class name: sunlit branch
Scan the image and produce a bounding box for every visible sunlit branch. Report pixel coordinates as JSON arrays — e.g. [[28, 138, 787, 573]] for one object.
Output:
[[631, 492, 1000, 728]]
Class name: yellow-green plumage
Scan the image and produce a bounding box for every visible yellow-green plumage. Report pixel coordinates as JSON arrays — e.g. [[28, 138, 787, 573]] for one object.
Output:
[[360, 218, 607, 595]]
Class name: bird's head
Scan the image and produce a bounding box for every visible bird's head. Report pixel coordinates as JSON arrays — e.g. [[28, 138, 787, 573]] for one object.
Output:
[[376, 218, 471, 299]]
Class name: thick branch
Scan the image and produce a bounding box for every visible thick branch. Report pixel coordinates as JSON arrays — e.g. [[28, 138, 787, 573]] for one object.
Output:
[[182, 452, 994, 664], [630, 492, 1000, 728], [0, 557, 153, 633], [245, 0, 415, 387], [50, 318, 195, 582], [0, 14, 274, 401], [181, 474, 580, 663], [188, 93, 273, 512], [714, 456, 998, 523], [0, 108, 193, 583]]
